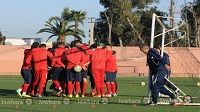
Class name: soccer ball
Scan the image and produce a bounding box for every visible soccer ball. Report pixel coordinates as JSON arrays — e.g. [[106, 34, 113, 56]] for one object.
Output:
[[74, 65, 82, 72], [141, 82, 145, 86], [197, 82, 200, 87]]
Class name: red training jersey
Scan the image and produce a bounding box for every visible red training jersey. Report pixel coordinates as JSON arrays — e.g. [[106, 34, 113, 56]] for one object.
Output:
[[106, 53, 117, 72], [21, 49, 32, 69], [89, 48, 112, 71], [80, 44, 90, 64], [53, 47, 67, 68], [63, 47, 86, 69], [26, 48, 54, 70]]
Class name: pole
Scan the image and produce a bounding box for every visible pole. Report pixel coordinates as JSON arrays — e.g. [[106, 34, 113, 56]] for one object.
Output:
[[150, 13, 156, 48], [169, 0, 175, 47], [161, 28, 166, 57], [88, 18, 95, 45]]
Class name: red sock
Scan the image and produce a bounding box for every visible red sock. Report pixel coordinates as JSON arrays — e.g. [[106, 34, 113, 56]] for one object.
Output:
[[68, 81, 74, 95], [22, 83, 30, 92], [96, 87, 101, 95], [31, 86, 38, 95], [100, 86, 105, 95], [52, 80, 61, 90], [38, 87, 44, 95], [75, 82, 80, 94], [106, 82, 111, 94], [82, 82, 88, 95], [111, 82, 116, 94]]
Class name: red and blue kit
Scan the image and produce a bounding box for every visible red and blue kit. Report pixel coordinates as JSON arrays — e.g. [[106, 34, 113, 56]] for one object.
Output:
[[26, 48, 54, 96]]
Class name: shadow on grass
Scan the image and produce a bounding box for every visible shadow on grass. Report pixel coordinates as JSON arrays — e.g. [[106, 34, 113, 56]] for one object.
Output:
[[0, 89, 17, 97]]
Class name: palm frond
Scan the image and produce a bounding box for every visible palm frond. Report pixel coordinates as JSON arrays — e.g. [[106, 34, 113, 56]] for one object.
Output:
[[46, 34, 57, 42]]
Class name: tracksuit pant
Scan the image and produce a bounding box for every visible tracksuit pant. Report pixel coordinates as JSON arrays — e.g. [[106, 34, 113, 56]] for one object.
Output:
[[32, 69, 48, 95], [92, 69, 105, 95], [150, 69, 175, 104]]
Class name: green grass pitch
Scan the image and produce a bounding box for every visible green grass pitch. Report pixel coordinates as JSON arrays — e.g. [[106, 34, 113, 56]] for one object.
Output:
[[0, 75, 200, 112]]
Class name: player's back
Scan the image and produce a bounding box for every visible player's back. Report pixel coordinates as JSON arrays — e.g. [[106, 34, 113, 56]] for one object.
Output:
[[31, 48, 49, 70], [90, 48, 110, 70], [163, 52, 170, 66], [106, 52, 117, 72], [147, 48, 167, 74], [22, 49, 32, 69], [64, 47, 83, 69], [54, 47, 67, 67]]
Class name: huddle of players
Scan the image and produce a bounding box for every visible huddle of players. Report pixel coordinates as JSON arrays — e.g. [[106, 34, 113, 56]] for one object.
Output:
[[16, 40, 118, 98]]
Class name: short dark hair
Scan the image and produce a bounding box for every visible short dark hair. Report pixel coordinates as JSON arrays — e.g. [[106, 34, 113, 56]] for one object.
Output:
[[74, 40, 82, 45], [106, 43, 112, 46], [112, 50, 116, 54], [58, 42, 65, 46], [89, 43, 97, 49], [31, 42, 39, 49], [102, 46, 106, 49], [52, 42, 58, 49], [139, 43, 149, 50], [153, 45, 161, 50], [105, 43, 112, 48], [70, 41, 76, 48], [39, 44, 46, 48]]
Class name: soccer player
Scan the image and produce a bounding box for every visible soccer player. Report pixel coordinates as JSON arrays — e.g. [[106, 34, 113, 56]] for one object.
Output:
[[74, 40, 90, 97], [26, 44, 54, 97], [62, 42, 87, 98], [16, 42, 39, 97], [51, 42, 67, 96], [153, 45, 176, 91], [88, 44, 112, 97], [47, 42, 58, 92], [153, 45, 171, 77], [140, 44, 176, 106], [41, 43, 58, 96], [105, 44, 117, 97]]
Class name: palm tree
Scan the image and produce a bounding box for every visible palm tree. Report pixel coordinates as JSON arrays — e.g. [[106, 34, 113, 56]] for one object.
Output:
[[69, 10, 87, 29], [37, 16, 85, 42], [61, 7, 71, 21]]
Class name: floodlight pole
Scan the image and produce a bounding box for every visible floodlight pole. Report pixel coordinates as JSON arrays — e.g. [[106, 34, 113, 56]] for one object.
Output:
[[150, 13, 156, 48]]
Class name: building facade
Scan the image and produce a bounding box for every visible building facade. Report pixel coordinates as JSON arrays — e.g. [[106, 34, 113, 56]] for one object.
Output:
[[5, 38, 42, 45]]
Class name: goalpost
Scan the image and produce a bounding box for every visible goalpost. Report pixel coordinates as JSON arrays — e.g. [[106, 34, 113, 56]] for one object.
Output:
[[150, 13, 186, 56], [144, 13, 200, 105], [148, 13, 186, 97]]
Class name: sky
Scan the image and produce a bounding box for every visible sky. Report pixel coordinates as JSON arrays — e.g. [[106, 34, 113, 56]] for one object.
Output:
[[0, 0, 194, 43]]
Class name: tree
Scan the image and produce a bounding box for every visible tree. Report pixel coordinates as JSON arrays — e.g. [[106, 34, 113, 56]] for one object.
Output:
[[104, 9, 113, 44], [38, 8, 85, 43], [69, 10, 86, 29], [181, 1, 200, 47], [0, 31, 6, 45], [95, 0, 162, 46]]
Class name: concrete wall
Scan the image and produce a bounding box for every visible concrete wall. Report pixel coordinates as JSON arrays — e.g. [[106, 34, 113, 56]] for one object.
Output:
[[1, 45, 200, 77]]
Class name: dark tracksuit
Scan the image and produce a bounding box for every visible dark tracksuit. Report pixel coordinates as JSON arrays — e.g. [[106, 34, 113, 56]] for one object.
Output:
[[163, 53, 171, 78], [147, 49, 175, 104], [163, 52, 177, 91]]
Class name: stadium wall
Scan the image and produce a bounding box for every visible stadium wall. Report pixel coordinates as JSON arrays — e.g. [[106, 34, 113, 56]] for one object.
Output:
[[0, 45, 200, 77]]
